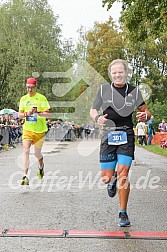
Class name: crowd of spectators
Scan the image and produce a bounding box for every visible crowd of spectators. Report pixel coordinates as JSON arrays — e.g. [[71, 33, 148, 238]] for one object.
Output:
[[0, 114, 23, 149], [136, 117, 167, 146], [1, 112, 167, 150], [45, 120, 100, 141], [0, 113, 100, 151]]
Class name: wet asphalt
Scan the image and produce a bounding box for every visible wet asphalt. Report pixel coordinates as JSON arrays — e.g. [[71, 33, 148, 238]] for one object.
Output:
[[0, 139, 166, 252]]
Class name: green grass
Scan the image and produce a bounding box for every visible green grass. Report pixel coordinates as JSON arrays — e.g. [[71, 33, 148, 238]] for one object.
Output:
[[136, 142, 167, 157]]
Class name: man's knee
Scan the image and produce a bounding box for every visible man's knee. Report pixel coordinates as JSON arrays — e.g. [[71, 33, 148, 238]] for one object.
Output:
[[101, 175, 111, 184], [118, 172, 129, 188], [23, 146, 30, 155], [34, 151, 42, 159], [101, 170, 114, 184]]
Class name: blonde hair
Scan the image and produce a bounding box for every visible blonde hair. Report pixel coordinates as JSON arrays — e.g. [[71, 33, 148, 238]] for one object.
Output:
[[108, 59, 129, 78]]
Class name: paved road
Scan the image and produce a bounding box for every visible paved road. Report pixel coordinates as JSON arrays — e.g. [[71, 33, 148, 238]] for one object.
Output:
[[0, 140, 166, 252]]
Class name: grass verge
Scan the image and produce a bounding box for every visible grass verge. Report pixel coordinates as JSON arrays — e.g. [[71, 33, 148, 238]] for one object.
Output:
[[136, 143, 167, 157]]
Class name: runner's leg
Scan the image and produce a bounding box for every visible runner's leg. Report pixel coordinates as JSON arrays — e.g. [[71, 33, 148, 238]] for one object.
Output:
[[34, 145, 43, 167], [101, 169, 115, 184], [117, 164, 130, 210], [117, 154, 132, 211], [22, 139, 32, 175], [34, 133, 45, 168]]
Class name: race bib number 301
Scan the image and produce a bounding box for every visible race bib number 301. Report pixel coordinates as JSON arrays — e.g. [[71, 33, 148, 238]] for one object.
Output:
[[108, 131, 127, 145]]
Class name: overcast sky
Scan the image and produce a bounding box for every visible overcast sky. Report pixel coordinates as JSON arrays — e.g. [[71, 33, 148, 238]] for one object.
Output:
[[48, 0, 122, 41]]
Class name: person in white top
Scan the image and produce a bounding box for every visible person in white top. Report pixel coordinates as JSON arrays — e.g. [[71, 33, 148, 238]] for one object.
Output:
[[136, 120, 147, 145]]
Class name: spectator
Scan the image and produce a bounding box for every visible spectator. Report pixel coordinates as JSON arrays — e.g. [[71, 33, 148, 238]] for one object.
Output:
[[84, 126, 91, 139], [158, 119, 166, 132], [147, 115, 155, 145], [136, 120, 147, 146]]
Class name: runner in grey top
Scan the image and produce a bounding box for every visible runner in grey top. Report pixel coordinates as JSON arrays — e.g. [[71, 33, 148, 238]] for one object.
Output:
[[90, 59, 151, 227]]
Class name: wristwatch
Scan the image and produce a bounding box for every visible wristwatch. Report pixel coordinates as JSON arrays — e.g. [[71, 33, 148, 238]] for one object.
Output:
[[95, 114, 101, 123]]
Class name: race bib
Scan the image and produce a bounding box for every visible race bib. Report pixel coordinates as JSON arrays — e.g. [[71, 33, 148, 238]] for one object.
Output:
[[26, 114, 37, 123], [108, 131, 127, 145]]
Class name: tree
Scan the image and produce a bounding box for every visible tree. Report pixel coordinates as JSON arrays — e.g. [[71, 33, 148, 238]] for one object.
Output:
[[86, 17, 125, 81], [148, 100, 167, 131], [123, 32, 167, 103], [69, 18, 126, 125], [0, 0, 67, 110], [102, 0, 167, 42], [100, 0, 166, 103]]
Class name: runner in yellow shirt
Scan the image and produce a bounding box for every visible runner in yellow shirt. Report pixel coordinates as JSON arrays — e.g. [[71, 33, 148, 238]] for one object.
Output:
[[18, 77, 50, 185]]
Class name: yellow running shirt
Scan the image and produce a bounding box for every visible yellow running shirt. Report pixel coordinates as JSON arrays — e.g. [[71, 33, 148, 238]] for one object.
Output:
[[19, 92, 50, 133]]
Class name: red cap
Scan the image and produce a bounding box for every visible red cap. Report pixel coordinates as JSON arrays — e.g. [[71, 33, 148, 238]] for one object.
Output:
[[26, 77, 37, 86]]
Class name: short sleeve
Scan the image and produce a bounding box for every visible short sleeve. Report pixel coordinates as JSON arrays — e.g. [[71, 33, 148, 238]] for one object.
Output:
[[39, 96, 50, 111], [92, 86, 103, 111]]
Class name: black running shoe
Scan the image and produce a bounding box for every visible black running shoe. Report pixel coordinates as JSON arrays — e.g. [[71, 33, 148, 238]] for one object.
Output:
[[118, 212, 131, 227], [21, 176, 29, 186], [107, 172, 117, 198], [37, 163, 44, 179]]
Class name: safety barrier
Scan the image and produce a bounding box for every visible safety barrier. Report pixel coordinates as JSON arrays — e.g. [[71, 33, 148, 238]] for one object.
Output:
[[0, 126, 10, 147], [2, 126, 166, 146], [46, 126, 75, 141], [0, 124, 75, 149], [0, 126, 22, 149], [0, 124, 97, 150]]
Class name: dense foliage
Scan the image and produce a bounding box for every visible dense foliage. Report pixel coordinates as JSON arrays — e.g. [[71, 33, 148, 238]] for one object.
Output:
[[102, 0, 167, 41], [0, 0, 166, 125], [101, 0, 167, 122], [0, 0, 75, 110]]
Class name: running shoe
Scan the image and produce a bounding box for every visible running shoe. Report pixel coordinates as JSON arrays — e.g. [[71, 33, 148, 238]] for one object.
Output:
[[118, 212, 131, 227], [107, 172, 117, 198], [37, 163, 44, 179], [21, 176, 29, 186]]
